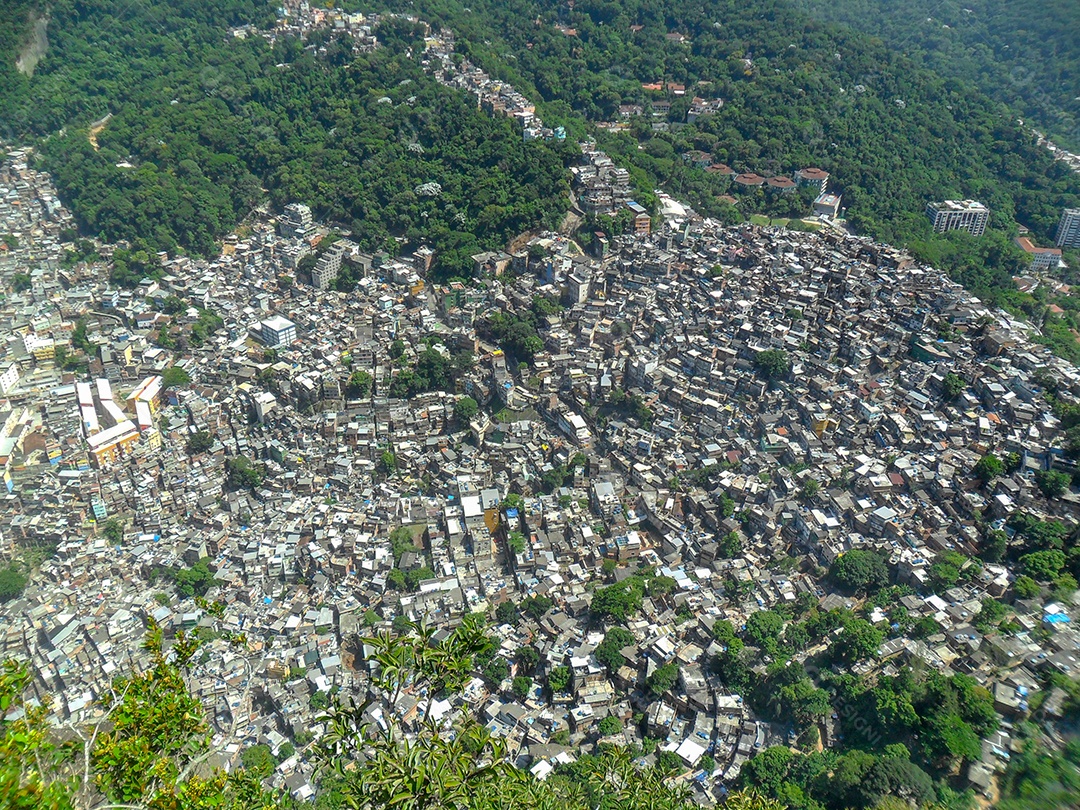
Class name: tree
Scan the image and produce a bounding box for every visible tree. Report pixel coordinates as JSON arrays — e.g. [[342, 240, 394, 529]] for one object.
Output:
[[830, 550, 890, 594], [590, 581, 644, 622], [739, 747, 794, 797], [594, 627, 634, 670], [798, 477, 820, 501], [346, 370, 372, 398], [647, 575, 677, 598], [857, 757, 935, 808], [755, 349, 790, 381], [923, 712, 981, 765], [389, 339, 406, 359], [830, 618, 884, 664], [186, 430, 214, 455], [1036, 469, 1071, 499], [548, 665, 571, 693], [483, 657, 509, 685], [983, 528, 1008, 562], [162, 366, 191, 388], [598, 715, 623, 736], [507, 531, 527, 555], [520, 595, 553, 620], [102, 517, 124, 544], [972, 453, 1005, 483], [453, 396, 479, 423], [511, 676, 532, 700], [942, 372, 966, 400], [224, 456, 265, 491], [719, 531, 742, 558], [515, 645, 539, 674], [744, 610, 785, 652], [0, 566, 27, 603], [389, 526, 417, 564], [646, 663, 679, 698], [1014, 575, 1041, 598], [495, 601, 518, 626], [1020, 549, 1066, 581], [974, 597, 1009, 633], [656, 750, 683, 774], [174, 560, 218, 598], [241, 743, 276, 777]]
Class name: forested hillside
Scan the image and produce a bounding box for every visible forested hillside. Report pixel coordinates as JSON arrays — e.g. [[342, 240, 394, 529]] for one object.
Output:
[[0, 0, 572, 273], [793, 0, 1080, 152], [3, 0, 1080, 305], [372, 0, 1080, 309]]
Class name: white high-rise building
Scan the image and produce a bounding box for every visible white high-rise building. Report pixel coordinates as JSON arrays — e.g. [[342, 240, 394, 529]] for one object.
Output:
[[1055, 208, 1080, 249], [926, 200, 989, 236]]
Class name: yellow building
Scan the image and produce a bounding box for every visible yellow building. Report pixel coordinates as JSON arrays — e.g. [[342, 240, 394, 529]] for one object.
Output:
[[86, 421, 140, 467]]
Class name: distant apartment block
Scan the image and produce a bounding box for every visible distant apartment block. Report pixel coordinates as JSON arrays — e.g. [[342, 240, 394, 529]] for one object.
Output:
[[1055, 208, 1080, 249], [1015, 236, 1062, 273], [261, 315, 297, 347], [627, 201, 651, 236], [279, 203, 313, 239], [795, 167, 829, 193], [0, 362, 18, 396], [926, 200, 989, 236]]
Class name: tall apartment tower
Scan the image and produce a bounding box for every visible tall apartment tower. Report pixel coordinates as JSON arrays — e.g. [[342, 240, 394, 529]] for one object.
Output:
[[312, 243, 345, 290], [1055, 209, 1080, 249], [925, 200, 989, 236]]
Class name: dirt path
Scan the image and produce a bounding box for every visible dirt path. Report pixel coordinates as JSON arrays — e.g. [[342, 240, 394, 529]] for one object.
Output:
[[88, 114, 113, 150]]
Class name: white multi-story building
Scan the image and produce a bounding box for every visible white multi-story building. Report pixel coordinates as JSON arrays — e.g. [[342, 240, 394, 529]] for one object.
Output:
[[926, 200, 989, 236], [1055, 208, 1080, 249], [279, 203, 313, 239], [260, 315, 297, 347], [0, 362, 19, 396], [312, 244, 344, 290]]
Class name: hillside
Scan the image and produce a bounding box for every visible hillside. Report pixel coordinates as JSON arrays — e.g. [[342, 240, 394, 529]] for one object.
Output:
[[0, 0, 572, 273], [378, 0, 1080, 310], [2, 0, 1080, 302], [793, 0, 1080, 152]]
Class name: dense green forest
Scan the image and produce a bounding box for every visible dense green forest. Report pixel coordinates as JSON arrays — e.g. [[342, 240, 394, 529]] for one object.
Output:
[[1, 0, 572, 274], [793, 0, 1080, 153]]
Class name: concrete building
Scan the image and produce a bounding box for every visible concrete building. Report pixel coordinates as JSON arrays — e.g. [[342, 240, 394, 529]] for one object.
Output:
[[813, 193, 842, 219], [1015, 236, 1062, 272], [1055, 208, 1080, 249], [795, 167, 829, 193], [0, 363, 18, 396], [312, 244, 344, 290], [279, 203, 313, 239], [261, 315, 297, 347], [926, 200, 989, 236]]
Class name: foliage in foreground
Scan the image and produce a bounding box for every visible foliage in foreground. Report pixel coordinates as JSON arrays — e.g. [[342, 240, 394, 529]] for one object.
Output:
[[0, 611, 784, 810]]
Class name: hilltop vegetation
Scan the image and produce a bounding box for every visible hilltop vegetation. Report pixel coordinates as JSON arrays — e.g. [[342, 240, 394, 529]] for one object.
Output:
[[2, 0, 1080, 300], [793, 0, 1080, 152]]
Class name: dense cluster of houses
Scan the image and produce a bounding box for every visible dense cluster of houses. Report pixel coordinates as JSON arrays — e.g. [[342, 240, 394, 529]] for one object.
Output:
[[3, 12, 1080, 804]]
